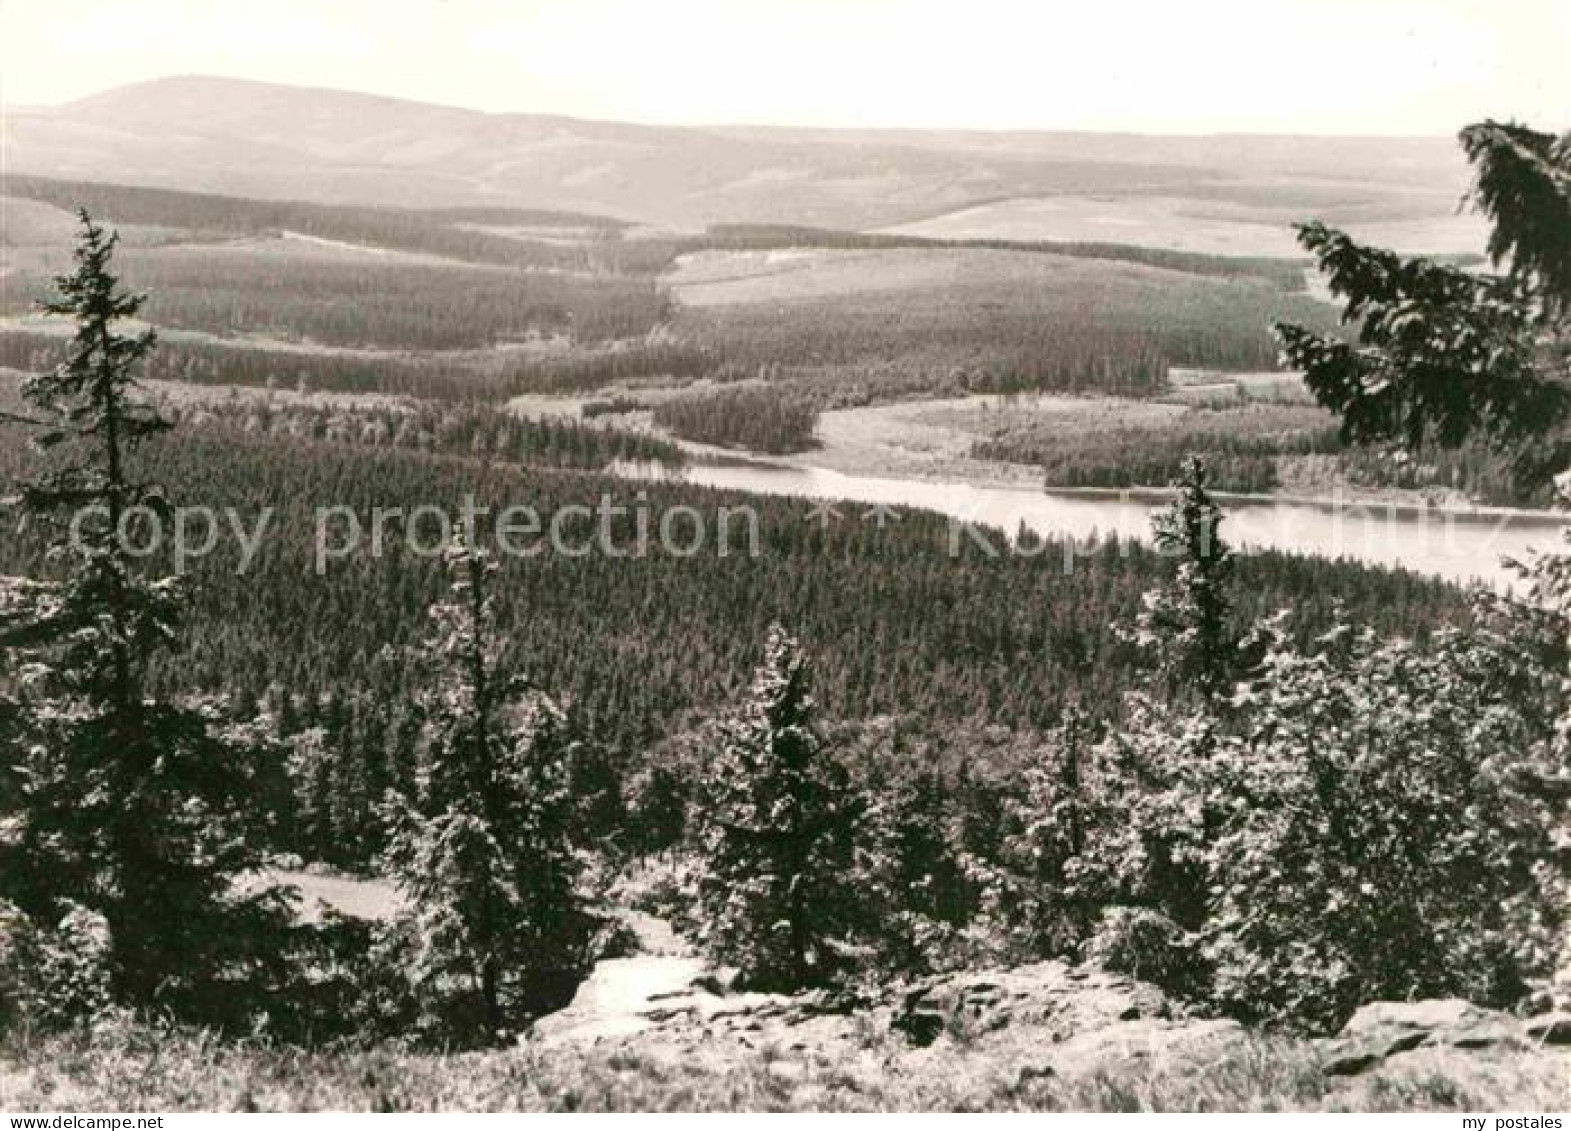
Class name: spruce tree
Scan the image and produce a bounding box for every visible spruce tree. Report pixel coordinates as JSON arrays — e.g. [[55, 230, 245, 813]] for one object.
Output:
[[993, 708, 1100, 959], [0, 211, 284, 1018], [856, 763, 970, 975], [696, 624, 857, 989], [379, 535, 580, 1042], [1135, 456, 1236, 702], [1276, 121, 1570, 475], [1105, 459, 1239, 941]]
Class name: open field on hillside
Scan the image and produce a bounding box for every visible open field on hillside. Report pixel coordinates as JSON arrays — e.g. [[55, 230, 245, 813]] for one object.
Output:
[[670, 245, 1313, 309], [1, 196, 81, 248], [1, 176, 634, 269], [671, 248, 1336, 398], [0, 323, 715, 402], [885, 188, 1490, 257], [1, 242, 667, 350], [6, 173, 1493, 503], [5, 180, 1342, 405], [751, 393, 1537, 507], [698, 394, 1329, 491]]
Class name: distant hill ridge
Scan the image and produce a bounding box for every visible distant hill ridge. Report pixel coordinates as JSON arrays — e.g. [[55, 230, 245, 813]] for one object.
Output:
[[2, 75, 1475, 232]]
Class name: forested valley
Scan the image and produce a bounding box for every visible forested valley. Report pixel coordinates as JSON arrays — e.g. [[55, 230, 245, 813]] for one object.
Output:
[[0, 117, 1566, 1115], [0, 391, 1465, 866]]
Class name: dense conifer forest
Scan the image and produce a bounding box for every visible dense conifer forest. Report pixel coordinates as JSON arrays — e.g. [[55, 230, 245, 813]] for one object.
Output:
[[3, 174, 1339, 403], [0, 250, 671, 350], [0, 112, 1565, 1112], [0, 413, 1470, 867], [650, 385, 821, 453], [6, 175, 1318, 286]]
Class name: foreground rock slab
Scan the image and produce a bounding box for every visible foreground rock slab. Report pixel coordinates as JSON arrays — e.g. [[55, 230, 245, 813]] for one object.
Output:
[[532, 913, 1565, 1099], [1318, 999, 1551, 1076]]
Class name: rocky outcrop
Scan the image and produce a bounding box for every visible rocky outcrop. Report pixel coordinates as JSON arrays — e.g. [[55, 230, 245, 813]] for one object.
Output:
[[1523, 1012, 1571, 1046], [534, 911, 1566, 1093], [1317, 999, 1562, 1076], [892, 962, 1174, 1046], [537, 943, 1249, 1083], [889, 962, 1248, 1080]]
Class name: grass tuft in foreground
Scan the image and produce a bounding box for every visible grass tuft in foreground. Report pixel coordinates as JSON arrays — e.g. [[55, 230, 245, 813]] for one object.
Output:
[[2, 1023, 1565, 1113]]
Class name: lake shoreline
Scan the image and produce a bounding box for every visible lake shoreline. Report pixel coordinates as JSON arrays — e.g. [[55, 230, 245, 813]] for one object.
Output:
[[676, 394, 1570, 527], [610, 456, 1554, 589], [671, 445, 1568, 531], [1040, 484, 1567, 527]]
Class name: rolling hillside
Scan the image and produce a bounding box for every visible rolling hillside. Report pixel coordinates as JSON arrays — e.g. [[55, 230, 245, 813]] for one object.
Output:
[[2, 75, 1487, 245]]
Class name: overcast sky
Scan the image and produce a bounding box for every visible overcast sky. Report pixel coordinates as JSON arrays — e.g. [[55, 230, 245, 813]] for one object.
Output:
[[1, 0, 1565, 134]]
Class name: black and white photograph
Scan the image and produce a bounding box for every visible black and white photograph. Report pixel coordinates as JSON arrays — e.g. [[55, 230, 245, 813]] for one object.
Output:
[[0, 0, 1566, 1115]]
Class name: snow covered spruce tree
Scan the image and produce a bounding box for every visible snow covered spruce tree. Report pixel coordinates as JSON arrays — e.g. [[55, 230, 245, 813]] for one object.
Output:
[[1133, 455, 1237, 704], [379, 535, 581, 1043], [853, 754, 971, 976], [0, 211, 287, 1021], [1079, 456, 1239, 950], [696, 624, 859, 989], [987, 708, 1107, 963]]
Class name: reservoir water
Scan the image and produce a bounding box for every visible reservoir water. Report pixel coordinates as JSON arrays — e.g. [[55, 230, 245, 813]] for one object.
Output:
[[613, 459, 1566, 589]]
